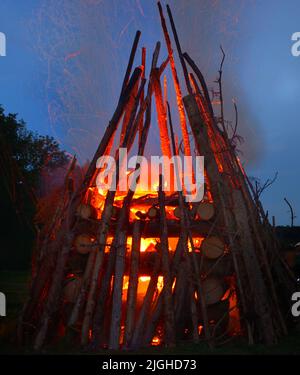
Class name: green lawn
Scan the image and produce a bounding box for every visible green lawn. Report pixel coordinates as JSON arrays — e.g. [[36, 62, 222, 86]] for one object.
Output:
[[1, 270, 300, 355]]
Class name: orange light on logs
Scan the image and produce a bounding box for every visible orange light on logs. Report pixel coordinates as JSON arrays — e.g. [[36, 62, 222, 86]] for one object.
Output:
[[151, 336, 161, 346]]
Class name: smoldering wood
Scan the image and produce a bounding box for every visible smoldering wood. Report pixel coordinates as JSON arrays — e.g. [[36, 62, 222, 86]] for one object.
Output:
[[108, 232, 127, 349], [129, 251, 161, 350], [124, 221, 141, 347], [157, 2, 192, 158], [22, 5, 293, 352], [158, 174, 176, 347]]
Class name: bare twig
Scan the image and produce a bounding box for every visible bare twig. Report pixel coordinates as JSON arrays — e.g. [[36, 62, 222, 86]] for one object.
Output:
[[251, 172, 278, 200], [217, 45, 226, 134], [284, 197, 296, 227]]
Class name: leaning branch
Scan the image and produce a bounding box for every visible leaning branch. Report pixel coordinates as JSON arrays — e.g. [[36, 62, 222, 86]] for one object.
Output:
[[284, 197, 296, 227]]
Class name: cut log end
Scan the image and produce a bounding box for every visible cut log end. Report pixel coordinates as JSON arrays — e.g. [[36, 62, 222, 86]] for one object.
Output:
[[196, 202, 215, 221], [74, 234, 97, 255], [148, 206, 159, 219], [201, 236, 225, 259], [76, 204, 96, 220]]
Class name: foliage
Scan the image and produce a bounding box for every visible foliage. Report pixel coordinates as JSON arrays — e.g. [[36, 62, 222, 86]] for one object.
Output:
[[0, 105, 69, 189], [0, 105, 69, 270]]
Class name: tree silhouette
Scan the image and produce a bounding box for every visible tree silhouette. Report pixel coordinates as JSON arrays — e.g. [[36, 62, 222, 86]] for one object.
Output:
[[0, 105, 69, 269]]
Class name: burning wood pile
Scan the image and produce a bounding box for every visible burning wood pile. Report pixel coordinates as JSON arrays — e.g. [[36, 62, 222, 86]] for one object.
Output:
[[18, 3, 295, 351]]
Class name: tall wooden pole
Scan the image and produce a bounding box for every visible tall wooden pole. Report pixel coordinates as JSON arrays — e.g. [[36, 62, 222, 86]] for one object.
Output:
[[157, 2, 192, 159], [158, 174, 176, 347], [124, 221, 141, 347]]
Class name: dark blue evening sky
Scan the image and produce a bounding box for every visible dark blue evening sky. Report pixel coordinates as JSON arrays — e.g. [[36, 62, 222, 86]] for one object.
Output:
[[0, 0, 299, 225]]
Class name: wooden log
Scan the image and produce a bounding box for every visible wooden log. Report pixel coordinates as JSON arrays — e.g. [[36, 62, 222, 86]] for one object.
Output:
[[119, 77, 140, 145], [158, 174, 176, 347], [197, 202, 215, 221], [201, 236, 225, 260], [232, 188, 277, 344], [20, 157, 77, 336], [122, 78, 146, 150], [163, 75, 168, 113], [152, 68, 172, 159], [157, 2, 192, 158], [134, 211, 148, 220], [124, 221, 141, 347], [68, 250, 96, 326], [138, 220, 214, 237], [119, 31, 141, 99], [119, 39, 146, 148], [138, 47, 146, 144], [202, 277, 225, 305], [76, 203, 96, 220], [109, 232, 127, 350], [130, 252, 161, 350], [183, 94, 221, 204], [34, 222, 73, 350], [189, 285, 200, 342], [166, 4, 193, 95], [101, 217, 216, 237], [39, 156, 77, 260], [63, 277, 82, 304], [112, 205, 122, 220], [172, 254, 199, 342], [142, 233, 186, 346], [182, 93, 253, 341], [183, 53, 214, 121], [74, 234, 97, 255], [132, 193, 179, 207], [183, 53, 253, 343], [80, 192, 114, 346], [173, 257, 188, 330], [236, 169, 288, 336], [167, 100, 212, 346], [20, 241, 58, 327], [147, 206, 159, 219], [201, 254, 233, 278], [30, 156, 76, 347], [173, 206, 181, 219], [218, 186, 254, 344]]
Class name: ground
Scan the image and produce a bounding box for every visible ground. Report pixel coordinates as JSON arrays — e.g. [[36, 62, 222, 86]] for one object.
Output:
[[1, 270, 300, 355]]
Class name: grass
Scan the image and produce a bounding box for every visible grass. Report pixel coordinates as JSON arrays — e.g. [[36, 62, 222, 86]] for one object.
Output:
[[1, 270, 300, 355]]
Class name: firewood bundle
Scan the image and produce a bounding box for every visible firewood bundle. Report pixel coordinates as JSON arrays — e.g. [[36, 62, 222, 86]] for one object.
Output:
[[18, 3, 295, 351]]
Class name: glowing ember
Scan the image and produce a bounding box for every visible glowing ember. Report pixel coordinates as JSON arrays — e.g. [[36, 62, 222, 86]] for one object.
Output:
[[198, 325, 203, 335], [151, 336, 161, 346]]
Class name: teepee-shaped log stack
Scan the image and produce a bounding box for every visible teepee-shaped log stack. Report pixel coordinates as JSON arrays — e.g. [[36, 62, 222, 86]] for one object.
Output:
[[18, 3, 295, 351]]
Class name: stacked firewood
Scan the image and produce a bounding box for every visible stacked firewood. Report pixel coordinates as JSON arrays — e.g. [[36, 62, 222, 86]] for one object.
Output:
[[18, 3, 295, 351]]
